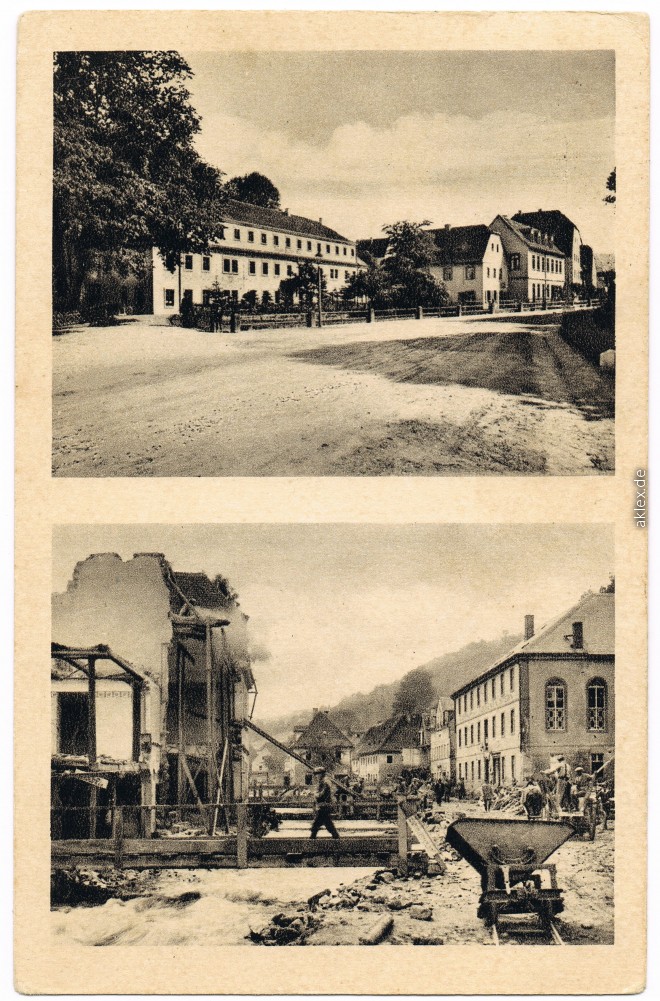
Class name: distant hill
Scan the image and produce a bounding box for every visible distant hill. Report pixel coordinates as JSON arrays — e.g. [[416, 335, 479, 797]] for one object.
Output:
[[257, 631, 521, 742]]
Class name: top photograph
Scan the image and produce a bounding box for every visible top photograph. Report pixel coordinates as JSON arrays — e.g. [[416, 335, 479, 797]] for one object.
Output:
[[52, 49, 615, 478]]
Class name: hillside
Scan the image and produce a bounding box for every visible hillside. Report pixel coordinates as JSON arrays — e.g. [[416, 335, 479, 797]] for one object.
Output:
[[257, 630, 521, 741]]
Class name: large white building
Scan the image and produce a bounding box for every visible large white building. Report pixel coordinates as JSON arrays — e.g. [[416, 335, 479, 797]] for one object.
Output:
[[152, 199, 361, 313]]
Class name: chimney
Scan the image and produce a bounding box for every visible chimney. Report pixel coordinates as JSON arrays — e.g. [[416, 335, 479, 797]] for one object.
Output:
[[524, 614, 535, 640], [571, 622, 584, 649], [445, 223, 451, 230], [319, 218, 323, 225], [312, 708, 319, 716]]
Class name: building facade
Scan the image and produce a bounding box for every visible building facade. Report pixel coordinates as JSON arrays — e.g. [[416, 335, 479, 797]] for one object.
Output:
[[52, 553, 255, 829], [452, 591, 614, 791], [428, 225, 507, 307], [284, 709, 354, 787], [355, 714, 424, 785], [152, 199, 360, 313], [512, 210, 583, 294], [489, 215, 566, 303]]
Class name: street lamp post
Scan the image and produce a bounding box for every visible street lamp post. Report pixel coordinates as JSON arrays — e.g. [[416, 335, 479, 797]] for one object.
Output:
[[316, 248, 323, 328]]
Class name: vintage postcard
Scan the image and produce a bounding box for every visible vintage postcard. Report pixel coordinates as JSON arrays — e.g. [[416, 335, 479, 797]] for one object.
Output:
[[15, 9, 648, 996]]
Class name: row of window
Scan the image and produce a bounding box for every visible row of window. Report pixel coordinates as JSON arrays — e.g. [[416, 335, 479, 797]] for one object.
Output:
[[458, 708, 515, 748], [531, 254, 563, 274], [458, 755, 517, 784], [216, 229, 356, 258], [546, 678, 608, 731], [457, 666, 516, 716]]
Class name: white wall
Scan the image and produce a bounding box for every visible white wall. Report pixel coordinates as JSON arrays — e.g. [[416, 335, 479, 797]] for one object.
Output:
[[52, 678, 135, 761]]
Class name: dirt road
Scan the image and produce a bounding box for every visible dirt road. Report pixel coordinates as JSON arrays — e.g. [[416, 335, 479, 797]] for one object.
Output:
[[53, 315, 614, 476]]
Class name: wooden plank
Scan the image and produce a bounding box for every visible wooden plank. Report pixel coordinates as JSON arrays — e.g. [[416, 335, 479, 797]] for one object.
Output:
[[397, 805, 409, 875], [405, 814, 441, 860], [236, 804, 248, 869], [252, 836, 397, 856]]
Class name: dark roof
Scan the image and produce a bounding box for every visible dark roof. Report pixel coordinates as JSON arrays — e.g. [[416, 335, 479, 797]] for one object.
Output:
[[356, 237, 390, 262], [221, 198, 352, 244], [512, 210, 580, 255], [359, 714, 422, 755], [428, 225, 492, 265], [494, 216, 564, 255], [172, 571, 235, 610], [293, 710, 354, 750], [451, 591, 614, 700]]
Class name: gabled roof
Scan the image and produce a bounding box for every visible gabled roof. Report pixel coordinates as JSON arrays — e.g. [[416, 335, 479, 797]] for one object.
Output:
[[358, 714, 422, 755], [512, 210, 580, 255], [356, 237, 390, 262], [451, 591, 614, 699], [493, 216, 564, 255], [428, 225, 492, 266], [292, 710, 354, 750], [220, 198, 352, 245]]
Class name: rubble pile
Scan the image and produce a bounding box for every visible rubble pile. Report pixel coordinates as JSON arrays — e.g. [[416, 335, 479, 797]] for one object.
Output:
[[51, 865, 164, 906], [247, 908, 321, 945]]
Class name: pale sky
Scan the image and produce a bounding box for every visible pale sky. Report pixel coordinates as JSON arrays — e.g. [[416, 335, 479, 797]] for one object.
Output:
[[183, 50, 615, 251], [52, 525, 614, 720]]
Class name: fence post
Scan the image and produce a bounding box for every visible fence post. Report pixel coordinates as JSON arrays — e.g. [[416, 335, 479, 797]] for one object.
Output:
[[112, 805, 124, 869], [236, 803, 248, 869], [456, 305, 462, 317], [416, 306, 424, 320], [230, 311, 238, 334], [367, 307, 375, 323], [306, 311, 313, 328], [397, 802, 409, 876]]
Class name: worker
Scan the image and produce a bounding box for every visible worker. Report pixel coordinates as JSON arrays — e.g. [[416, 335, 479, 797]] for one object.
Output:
[[548, 754, 572, 811], [572, 766, 593, 812], [434, 778, 445, 806], [481, 781, 495, 812], [521, 776, 544, 820], [310, 767, 340, 839]]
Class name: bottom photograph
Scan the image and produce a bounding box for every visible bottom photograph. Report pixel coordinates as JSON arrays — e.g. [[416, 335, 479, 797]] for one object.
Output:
[[50, 523, 615, 947]]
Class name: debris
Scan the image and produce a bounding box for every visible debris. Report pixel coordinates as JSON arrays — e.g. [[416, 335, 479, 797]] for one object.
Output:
[[409, 905, 433, 921], [359, 915, 394, 945], [412, 935, 444, 945], [307, 887, 331, 909]]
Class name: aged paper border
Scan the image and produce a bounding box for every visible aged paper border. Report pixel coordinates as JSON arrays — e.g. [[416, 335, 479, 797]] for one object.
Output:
[[15, 10, 648, 995]]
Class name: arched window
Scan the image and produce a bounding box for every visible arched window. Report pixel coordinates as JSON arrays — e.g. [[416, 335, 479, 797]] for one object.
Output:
[[545, 679, 566, 731], [587, 678, 608, 731]]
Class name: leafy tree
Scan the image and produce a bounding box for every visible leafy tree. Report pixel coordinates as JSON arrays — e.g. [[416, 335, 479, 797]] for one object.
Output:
[[380, 220, 448, 308], [392, 668, 436, 716], [604, 168, 616, 204], [342, 262, 391, 308], [279, 262, 326, 310], [225, 171, 281, 209], [53, 51, 226, 311]]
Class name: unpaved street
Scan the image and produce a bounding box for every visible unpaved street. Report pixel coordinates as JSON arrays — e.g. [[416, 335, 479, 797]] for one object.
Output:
[[53, 315, 614, 477]]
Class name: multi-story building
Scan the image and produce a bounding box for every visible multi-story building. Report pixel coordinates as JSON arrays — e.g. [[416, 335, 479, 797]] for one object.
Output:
[[284, 709, 354, 787], [428, 224, 507, 307], [512, 210, 583, 294], [452, 590, 614, 791], [429, 707, 456, 783], [580, 244, 598, 291], [355, 714, 424, 785], [152, 199, 360, 313], [489, 215, 566, 303], [52, 552, 256, 833]]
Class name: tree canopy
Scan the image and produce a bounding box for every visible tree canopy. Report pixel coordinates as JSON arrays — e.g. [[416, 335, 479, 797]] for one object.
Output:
[[225, 171, 281, 209], [380, 221, 448, 308], [53, 51, 226, 310], [392, 668, 436, 716]]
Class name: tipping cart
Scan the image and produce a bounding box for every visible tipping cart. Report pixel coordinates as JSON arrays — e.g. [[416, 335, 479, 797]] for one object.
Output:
[[446, 817, 574, 944]]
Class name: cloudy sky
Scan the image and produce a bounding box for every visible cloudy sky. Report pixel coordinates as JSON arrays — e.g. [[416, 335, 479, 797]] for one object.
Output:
[[184, 50, 615, 251], [53, 524, 613, 720]]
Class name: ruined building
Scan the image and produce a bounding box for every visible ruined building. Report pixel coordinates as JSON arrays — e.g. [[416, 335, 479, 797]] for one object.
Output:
[[51, 553, 255, 837]]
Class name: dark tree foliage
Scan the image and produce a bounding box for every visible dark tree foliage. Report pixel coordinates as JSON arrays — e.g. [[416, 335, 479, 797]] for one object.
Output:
[[279, 262, 327, 310], [380, 221, 449, 309], [343, 263, 392, 308], [225, 171, 281, 209], [53, 51, 226, 311], [392, 668, 436, 716], [604, 168, 616, 204]]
